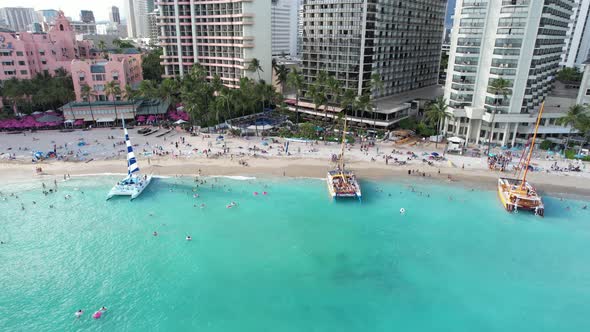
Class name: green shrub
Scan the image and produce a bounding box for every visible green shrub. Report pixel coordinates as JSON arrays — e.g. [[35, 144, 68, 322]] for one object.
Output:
[[540, 140, 553, 150], [398, 118, 418, 130], [416, 122, 436, 137]]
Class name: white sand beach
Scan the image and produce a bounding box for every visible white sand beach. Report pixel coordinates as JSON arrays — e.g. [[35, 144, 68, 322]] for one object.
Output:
[[1, 127, 589, 196]]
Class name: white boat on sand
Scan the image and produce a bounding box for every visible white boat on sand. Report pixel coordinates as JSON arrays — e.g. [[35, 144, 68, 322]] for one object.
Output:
[[107, 121, 152, 200]]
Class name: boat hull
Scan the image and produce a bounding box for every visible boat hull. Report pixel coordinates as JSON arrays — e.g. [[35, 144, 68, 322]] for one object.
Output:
[[497, 178, 544, 216], [327, 171, 362, 200], [107, 175, 153, 200]]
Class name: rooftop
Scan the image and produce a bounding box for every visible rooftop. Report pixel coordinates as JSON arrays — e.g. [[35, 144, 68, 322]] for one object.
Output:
[[375, 85, 443, 113]]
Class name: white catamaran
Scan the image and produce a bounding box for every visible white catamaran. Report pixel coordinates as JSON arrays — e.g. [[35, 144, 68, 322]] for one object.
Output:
[[106, 120, 152, 200]]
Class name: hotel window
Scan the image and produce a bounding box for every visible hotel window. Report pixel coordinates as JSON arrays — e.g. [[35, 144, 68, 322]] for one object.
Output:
[[79, 72, 85, 81], [40, 50, 45, 56], [18, 61, 25, 66], [16, 51, 23, 56], [112, 71, 119, 81], [41, 59, 47, 65], [20, 70, 27, 75], [586, 89, 590, 96]]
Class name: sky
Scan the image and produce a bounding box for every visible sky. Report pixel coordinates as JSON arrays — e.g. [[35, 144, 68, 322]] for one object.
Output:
[[0, 0, 124, 22]]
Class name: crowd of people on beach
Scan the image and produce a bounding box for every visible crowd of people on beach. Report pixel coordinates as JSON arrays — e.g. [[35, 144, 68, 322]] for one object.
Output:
[[488, 152, 513, 171]]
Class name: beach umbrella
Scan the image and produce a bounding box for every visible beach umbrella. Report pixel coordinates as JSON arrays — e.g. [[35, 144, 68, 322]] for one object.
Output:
[[147, 115, 156, 122], [136, 115, 146, 122], [74, 119, 85, 126], [174, 119, 188, 125], [431, 152, 440, 156]]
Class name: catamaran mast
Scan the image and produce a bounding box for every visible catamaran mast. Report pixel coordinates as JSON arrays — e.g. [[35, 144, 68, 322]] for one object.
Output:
[[520, 101, 544, 189], [339, 116, 348, 171]]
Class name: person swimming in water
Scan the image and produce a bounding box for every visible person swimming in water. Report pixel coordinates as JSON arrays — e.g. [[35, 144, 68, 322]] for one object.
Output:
[[186, 235, 192, 241], [75, 309, 83, 318], [153, 231, 158, 236], [100, 306, 107, 311]]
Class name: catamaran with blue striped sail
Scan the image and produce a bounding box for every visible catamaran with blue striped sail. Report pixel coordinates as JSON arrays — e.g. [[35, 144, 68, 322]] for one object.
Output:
[[106, 119, 152, 200]]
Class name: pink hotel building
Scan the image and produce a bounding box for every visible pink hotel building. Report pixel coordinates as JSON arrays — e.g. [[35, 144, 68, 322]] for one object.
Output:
[[1, 11, 144, 117], [157, 0, 272, 86], [0, 12, 93, 81]]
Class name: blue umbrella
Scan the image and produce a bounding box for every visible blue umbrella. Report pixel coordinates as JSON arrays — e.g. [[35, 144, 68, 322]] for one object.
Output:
[[431, 152, 440, 156]]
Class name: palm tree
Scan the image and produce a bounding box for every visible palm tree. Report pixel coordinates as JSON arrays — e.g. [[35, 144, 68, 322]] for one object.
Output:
[[354, 93, 372, 132], [370, 73, 384, 130], [139, 79, 158, 115], [80, 84, 96, 124], [574, 114, 590, 154], [104, 81, 121, 124], [486, 78, 512, 153], [557, 104, 586, 149], [425, 97, 453, 148], [97, 40, 107, 59], [340, 89, 357, 118], [307, 83, 327, 123], [287, 68, 305, 123], [326, 75, 341, 124], [123, 84, 141, 118], [275, 64, 290, 94], [217, 87, 233, 122], [247, 58, 263, 82]]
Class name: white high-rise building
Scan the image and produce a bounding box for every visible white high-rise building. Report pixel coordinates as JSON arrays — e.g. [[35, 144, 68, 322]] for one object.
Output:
[[0, 7, 37, 32], [271, 0, 298, 57], [444, 0, 576, 147], [125, 0, 149, 38], [158, 0, 272, 85], [562, 0, 590, 68]]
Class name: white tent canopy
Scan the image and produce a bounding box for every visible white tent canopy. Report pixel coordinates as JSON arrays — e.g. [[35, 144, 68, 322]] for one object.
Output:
[[96, 118, 115, 123], [447, 136, 465, 143], [64, 119, 75, 124], [247, 124, 273, 131], [174, 119, 188, 124]]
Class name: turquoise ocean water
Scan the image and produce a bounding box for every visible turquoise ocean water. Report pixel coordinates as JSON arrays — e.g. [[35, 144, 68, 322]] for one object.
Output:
[[1, 176, 589, 331]]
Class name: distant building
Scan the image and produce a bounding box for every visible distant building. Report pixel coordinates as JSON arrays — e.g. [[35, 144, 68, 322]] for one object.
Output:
[[158, 0, 272, 85], [37, 9, 59, 25], [562, 0, 590, 68], [147, 11, 158, 41], [125, 0, 149, 38], [109, 6, 121, 25], [0, 7, 37, 32], [271, 0, 298, 57], [71, 49, 143, 103], [0, 12, 94, 81], [70, 21, 97, 35], [80, 10, 95, 24]]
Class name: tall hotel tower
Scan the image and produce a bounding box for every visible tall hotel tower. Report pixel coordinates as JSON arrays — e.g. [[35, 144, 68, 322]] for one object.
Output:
[[444, 0, 575, 146], [157, 0, 272, 86], [301, 0, 446, 97]]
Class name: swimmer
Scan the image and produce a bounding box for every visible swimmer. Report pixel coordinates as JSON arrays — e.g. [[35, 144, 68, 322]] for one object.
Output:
[[65, 194, 71, 199], [100, 306, 107, 311], [186, 235, 192, 241], [153, 231, 158, 236], [583, 205, 588, 210], [200, 203, 206, 208], [75, 309, 83, 318]]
